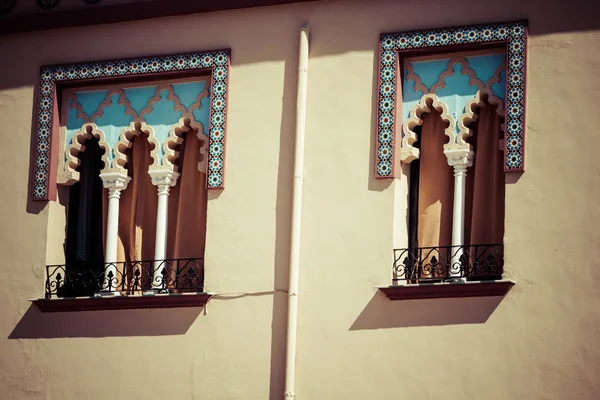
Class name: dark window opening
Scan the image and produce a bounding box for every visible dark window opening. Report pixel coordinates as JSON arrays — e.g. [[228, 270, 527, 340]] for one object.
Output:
[[61, 136, 105, 297]]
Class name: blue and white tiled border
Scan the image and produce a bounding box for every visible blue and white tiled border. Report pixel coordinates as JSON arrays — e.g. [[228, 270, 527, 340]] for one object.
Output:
[[376, 21, 527, 178], [34, 49, 230, 201]]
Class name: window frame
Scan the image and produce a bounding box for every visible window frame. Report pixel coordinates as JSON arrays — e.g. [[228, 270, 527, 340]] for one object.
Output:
[[32, 49, 231, 201], [374, 21, 528, 180]]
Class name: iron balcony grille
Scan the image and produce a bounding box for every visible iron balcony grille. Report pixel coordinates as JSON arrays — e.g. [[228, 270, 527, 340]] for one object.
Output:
[[392, 244, 503, 284], [45, 258, 204, 298]]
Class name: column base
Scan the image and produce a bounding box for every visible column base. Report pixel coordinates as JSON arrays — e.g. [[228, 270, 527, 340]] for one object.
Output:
[[94, 290, 123, 297], [143, 288, 170, 295], [444, 277, 467, 283]]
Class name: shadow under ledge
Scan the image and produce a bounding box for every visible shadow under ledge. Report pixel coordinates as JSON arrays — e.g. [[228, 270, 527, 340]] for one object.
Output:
[[9, 305, 210, 339], [350, 281, 514, 330]]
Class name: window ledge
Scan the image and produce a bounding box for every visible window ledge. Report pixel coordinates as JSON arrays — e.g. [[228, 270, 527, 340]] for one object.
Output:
[[30, 293, 213, 313], [378, 280, 514, 301]]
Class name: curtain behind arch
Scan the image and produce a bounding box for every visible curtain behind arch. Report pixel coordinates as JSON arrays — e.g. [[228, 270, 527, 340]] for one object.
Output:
[[464, 103, 505, 277], [166, 131, 208, 291], [416, 110, 454, 279]]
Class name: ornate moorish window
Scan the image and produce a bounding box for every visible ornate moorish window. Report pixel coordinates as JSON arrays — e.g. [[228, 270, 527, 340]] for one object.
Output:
[[376, 22, 527, 299], [33, 51, 230, 311]]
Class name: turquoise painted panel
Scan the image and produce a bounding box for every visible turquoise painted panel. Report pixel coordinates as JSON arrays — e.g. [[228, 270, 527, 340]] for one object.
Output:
[[65, 98, 87, 148], [490, 70, 507, 102], [66, 81, 212, 166], [123, 86, 157, 115], [173, 81, 208, 110], [465, 53, 505, 87], [436, 63, 480, 136], [402, 70, 426, 120], [192, 92, 211, 136], [76, 90, 109, 117], [410, 59, 448, 91], [144, 89, 183, 159], [402, 53, 507, 141], [94, 93, 134, 161]]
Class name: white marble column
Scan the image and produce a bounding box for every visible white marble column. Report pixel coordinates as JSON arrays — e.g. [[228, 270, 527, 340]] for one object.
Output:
[[444, 147, 473, 278], [148, 169, 180, 292], [98, 171, 131, 295]]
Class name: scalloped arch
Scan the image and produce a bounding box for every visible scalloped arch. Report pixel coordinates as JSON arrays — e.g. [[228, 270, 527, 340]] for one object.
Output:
[[161, 118, 208, 173], [457, 89, 506, 146], [401, 94, 456, 163], [109, 85, 188, 174], [60, 123, 112, 185], [161, 83, 210, 173], [111, 121, 161, 175]]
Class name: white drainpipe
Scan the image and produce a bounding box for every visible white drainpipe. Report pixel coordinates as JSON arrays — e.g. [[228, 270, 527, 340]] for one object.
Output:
[[284, 23, 309, 400]]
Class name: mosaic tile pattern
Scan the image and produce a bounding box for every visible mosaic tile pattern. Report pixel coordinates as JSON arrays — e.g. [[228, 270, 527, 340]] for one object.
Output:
[[34, 50, 230, 200], [376, 21, 527, 178]]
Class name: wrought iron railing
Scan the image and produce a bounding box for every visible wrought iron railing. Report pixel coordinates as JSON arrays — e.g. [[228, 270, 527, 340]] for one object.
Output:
[[44, 258, 204, 298], [392, 244, 503, 284]]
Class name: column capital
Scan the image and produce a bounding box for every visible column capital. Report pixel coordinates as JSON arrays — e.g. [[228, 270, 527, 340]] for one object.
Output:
[[99, 171, 131, 198], [149, 169, 180, 195], [443, 145, 473, 170]]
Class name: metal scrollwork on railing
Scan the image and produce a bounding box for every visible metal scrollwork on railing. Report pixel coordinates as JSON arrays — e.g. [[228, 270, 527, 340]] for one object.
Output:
[[392, 244, 503, 285], [44, 258, 205, 298], [36, 0, 59, 9], [0, 0, 16, 14]]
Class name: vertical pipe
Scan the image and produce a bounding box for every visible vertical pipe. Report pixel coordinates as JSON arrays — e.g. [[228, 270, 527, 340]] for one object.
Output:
[[284, 23, 309, 400]]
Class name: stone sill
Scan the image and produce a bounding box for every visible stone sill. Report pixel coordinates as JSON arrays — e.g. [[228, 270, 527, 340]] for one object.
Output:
[[378, 280, 514, 301], [31, 293, 213, 313]]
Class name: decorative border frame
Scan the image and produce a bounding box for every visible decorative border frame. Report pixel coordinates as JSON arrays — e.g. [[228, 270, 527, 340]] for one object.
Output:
[[33, 49, 230, 201], [375, 21, 527, 178]]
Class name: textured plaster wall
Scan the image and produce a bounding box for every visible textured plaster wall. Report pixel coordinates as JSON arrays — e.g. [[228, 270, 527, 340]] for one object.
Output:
[[0, 0, 599, 399]]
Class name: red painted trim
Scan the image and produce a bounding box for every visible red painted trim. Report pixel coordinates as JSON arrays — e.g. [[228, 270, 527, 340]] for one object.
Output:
[[32, 293, 213, 312], [520, 24, 529, 171], [0, 0, 320, 35], [48, 86, 60, 201], [390, 38, 399, 180], [379, 281, 514, 300], [216, 48, 232, 190]]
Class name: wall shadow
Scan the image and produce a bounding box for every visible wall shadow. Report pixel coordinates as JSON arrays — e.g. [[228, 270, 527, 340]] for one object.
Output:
[[9, 304, 202, 338], [267, 46, 296, 400], [506, 171, 523, 184], [349, 290, 506, 330]]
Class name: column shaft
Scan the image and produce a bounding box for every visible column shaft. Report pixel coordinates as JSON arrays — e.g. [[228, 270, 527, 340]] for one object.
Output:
[[98, 172, 130, 295], [149, 169, 179, 292]]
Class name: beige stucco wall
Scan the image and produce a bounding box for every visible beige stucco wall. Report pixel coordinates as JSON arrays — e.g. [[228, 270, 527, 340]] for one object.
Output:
[[1, 0, 599, 398]]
